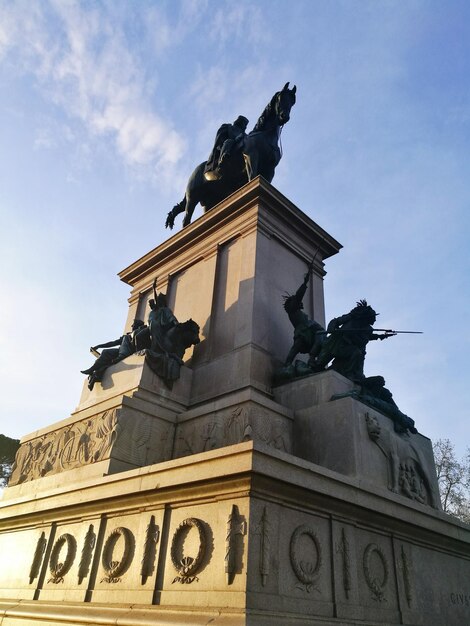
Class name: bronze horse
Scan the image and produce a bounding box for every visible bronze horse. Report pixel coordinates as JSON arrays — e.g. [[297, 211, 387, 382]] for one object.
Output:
[[165, 82, 297, 230]]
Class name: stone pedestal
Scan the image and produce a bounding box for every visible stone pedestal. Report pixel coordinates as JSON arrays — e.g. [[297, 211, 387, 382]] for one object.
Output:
[[7, 177, 340, 493], [1, 178, 469, 625], [1, 443, 470, 626]]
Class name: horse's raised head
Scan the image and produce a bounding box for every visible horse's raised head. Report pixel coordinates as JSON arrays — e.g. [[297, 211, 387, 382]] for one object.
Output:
[[276, 82, 297, 125]]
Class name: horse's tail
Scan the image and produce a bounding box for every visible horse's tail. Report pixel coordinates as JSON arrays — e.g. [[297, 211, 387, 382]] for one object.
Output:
[[165, 198, 187, 230]]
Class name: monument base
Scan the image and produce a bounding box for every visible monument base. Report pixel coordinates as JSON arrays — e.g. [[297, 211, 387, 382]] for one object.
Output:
[[2, 179, 469, 625], [1, 442, 469, 626]]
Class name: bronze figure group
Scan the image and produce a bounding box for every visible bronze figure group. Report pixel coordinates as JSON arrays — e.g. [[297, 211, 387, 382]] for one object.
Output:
[[277, 260, 420, 434], [82, 279, 199, 391], [81, 81, 419, 434]]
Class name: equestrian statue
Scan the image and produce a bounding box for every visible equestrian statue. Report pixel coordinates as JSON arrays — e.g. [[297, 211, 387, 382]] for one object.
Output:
[[165, 82, 297, 230]]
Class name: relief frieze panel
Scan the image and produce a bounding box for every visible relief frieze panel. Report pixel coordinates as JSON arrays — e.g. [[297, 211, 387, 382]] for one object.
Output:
[[364, 412, 440, 508], [10, 410, 118, 485], [174, 404, 292, 458], [9, 408, 174, 485]]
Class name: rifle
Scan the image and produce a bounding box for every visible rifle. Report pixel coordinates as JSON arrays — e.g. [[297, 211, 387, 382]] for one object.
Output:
[[373, 329, 423, 334], [318, 328, 422, 336], [305, 233, 327, 280]]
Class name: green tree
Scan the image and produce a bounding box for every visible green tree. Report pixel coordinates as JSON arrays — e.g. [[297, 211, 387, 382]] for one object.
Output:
[[0, 434, 20, 488], [433, 438, 470, 523]]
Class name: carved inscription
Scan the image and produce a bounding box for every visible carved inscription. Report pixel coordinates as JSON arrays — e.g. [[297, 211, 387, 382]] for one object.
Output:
[[48, 533, 77, 584], [101, 527, 135, 583], [363, 543, 388, 602], [29, 532, 47, 584], [225, 505, 247, 585], [289, 525, 323, 593], [141, 515, 160, 585], [450, 593, 470, 606], [171, 518, 207, 584]]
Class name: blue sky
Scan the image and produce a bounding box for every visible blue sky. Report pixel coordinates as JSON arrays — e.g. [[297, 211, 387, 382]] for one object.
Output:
[[0, 0, 468, 455]]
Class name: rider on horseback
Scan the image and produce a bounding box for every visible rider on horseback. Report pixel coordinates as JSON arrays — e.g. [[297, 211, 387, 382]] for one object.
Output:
[[204, 115, 249, 181]]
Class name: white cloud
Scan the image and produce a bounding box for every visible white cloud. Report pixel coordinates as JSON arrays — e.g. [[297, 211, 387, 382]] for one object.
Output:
[[0, 0, 186, 182]]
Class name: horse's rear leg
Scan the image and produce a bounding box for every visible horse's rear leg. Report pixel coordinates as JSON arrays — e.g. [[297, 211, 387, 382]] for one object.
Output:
[[166, 198, 186, 229]]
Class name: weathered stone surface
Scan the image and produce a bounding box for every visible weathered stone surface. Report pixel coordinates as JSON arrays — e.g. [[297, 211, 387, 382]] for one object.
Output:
[[2, 179, 468, 626], [290, 371, 440, 509], [7, 179, 338, 494], [1, 444, 469, 625]]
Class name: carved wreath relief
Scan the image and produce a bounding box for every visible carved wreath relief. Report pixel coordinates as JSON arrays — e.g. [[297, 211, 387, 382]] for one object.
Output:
[[289, 525, 323, 593], [101, 526, 135, 583], [362, 543, 389, 602], [171, 518, 207, 584], [48, 534, 77, 584]]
